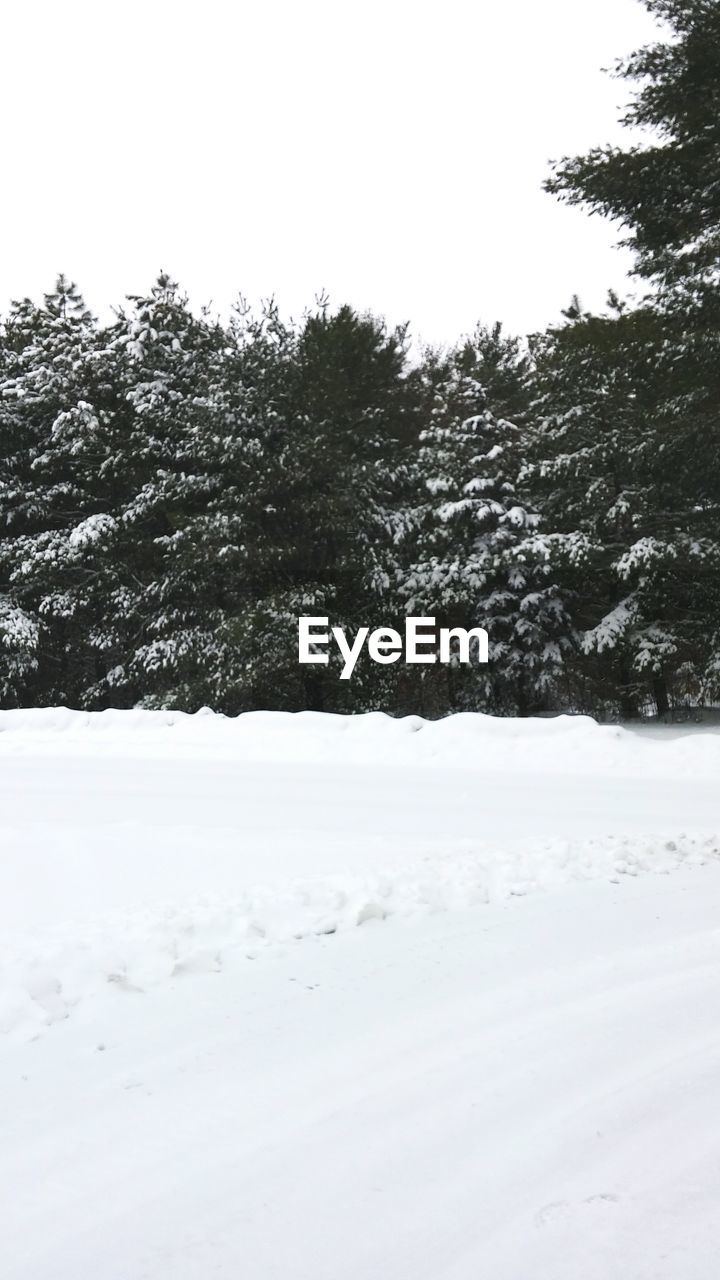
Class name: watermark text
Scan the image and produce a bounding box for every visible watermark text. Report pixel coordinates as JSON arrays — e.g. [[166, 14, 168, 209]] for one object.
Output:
[[298, 617, 489, 680]]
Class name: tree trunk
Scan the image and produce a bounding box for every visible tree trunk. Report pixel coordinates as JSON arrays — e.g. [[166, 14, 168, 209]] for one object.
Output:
[[652, 673, 670, 720]]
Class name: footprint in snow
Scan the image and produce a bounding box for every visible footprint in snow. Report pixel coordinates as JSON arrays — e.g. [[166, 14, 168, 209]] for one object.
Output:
[[535, 1194, 619, 1228]]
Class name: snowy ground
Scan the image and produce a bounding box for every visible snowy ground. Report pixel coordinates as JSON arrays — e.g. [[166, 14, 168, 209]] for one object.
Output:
[[1, 709, 720, 1278]]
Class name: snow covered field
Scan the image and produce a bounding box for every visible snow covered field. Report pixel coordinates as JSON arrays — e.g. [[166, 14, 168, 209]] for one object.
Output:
[[2, 709, 720, 1278]]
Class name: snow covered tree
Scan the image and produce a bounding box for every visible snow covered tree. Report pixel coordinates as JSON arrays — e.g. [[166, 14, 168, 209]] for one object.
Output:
[[0, 277, 103, 705], [70, 276, 290, 712], [401, 329, 570, 715], [0, 280, 424, 714], [525, 298, 720, 716], [547, 0, 720, 292], [238, 300, 420, 713], [541, 2, 720, 714]]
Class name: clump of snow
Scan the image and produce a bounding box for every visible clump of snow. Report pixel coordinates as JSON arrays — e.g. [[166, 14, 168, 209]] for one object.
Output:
[[67, 513, 117, 549], [2, 832, 718, 1040]]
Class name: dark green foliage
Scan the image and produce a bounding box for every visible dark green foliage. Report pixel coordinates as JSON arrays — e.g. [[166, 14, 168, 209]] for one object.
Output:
[[540, 0, 720, 712], [546, 0, 720, 290]]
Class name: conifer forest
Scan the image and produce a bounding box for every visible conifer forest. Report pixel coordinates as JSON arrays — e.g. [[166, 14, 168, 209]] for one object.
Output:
[[2, 0, 719, 720]]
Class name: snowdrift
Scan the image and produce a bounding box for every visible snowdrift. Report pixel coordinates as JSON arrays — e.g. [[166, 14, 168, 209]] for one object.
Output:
[[2, 704, 720, 776]]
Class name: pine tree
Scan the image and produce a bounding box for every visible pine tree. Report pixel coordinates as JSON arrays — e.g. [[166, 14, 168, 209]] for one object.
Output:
[[80, 275, 273, 711], [546, 0, 720, 293], [258, 301, 420, 713], [0, 277, 102, 705], [401, 330, 570, 715], [539, 2, 720, 714]]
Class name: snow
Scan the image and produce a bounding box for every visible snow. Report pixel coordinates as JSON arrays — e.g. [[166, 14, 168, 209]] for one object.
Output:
[[66, 512, 116, 548], [2, 709, 720, 1278]]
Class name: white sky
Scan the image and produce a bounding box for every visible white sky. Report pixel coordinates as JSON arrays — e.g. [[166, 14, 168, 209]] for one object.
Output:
[[2, 0, 659, 345]]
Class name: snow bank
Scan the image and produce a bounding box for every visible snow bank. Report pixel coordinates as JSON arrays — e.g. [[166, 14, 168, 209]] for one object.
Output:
[[1, 705, 720, 777]]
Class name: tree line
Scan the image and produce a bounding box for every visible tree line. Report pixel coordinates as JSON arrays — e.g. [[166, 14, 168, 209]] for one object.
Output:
[[2, 0, 719, 720]]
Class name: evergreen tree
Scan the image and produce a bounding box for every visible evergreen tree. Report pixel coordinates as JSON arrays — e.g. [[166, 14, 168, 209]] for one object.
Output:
[[401, 330, 570, 715], [0, 277, 102, 705], [547, 0, 720, 292], [262, 301, 420, 712], [542, 1, 720, 712], [76, 276, 282, 712], [524, 298, 720, 715]]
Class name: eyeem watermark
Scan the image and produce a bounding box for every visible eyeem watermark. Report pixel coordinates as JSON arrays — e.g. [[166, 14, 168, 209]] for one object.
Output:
[[298, 616, 489, 680]]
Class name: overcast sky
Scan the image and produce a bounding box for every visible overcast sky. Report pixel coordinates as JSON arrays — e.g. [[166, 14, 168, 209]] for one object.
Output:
[[2, 0, 659, 345]]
